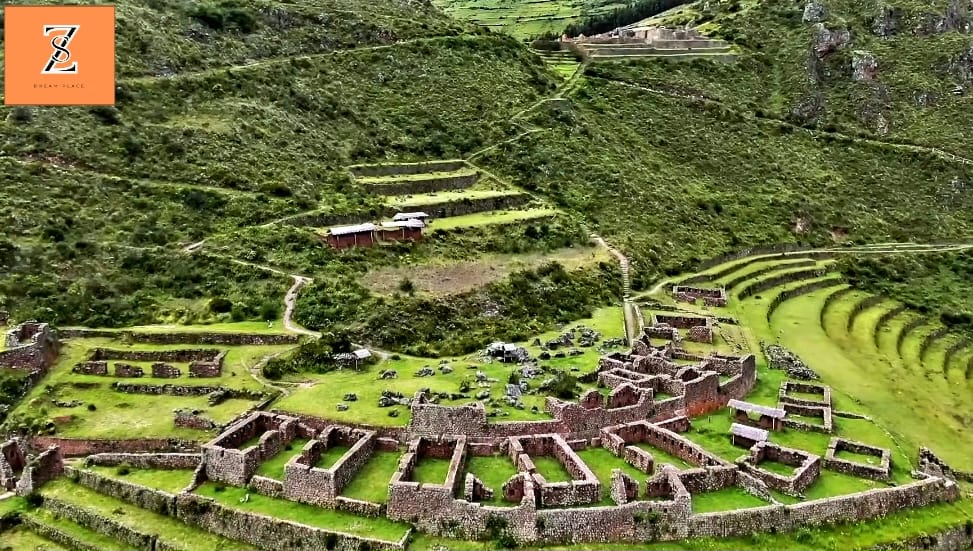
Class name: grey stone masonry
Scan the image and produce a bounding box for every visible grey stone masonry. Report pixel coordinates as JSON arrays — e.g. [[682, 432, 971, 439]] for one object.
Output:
[[388, 435, 469, 522], [824, 438, 892, 481], [283, 426, 377, 507], [778, 381, 832, 408], [602, 418, 731, 472], [15, 445, 64, 496], [509, 433, 601, 507], [737, 442, 821, 497], [781, 402, 833, 433], [202, 411, 302, 485], [0, 438, 27, 490]]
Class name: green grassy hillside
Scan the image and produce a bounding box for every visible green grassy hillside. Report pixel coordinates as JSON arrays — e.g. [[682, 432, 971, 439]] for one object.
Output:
[[586, 0, 973, 157], [4, 0, 973, 349]]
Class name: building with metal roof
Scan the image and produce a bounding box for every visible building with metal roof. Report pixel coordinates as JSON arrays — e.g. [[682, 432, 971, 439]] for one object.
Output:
[[392, 212, 430, 221]]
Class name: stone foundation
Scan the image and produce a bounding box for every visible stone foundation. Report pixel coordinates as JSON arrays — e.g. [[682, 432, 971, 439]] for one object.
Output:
[[824, 438, 892, 481], [151, 363, 182, 378], [737, 442, 820, 497], [778, 381, 832, 408], [15, 445, 64, 496], [283, 426, 377, 507], [509, 433, 600, 507], [72, 361, 108, 375], [202, 411, 303, 485]]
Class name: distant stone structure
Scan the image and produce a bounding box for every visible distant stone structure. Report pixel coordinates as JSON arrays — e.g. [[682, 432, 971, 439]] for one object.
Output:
[[672, 285, 728, 307]]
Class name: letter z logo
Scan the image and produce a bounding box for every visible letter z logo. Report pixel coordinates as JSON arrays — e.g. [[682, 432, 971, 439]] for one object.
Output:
[[42, 24, 80, 74]]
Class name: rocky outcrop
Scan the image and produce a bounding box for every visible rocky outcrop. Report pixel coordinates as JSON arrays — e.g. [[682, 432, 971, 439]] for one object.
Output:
[[871, 6, 900, 37], [813, 24, 851, 59], [803, 0, 827, 23], [852, 50, 879, 81]]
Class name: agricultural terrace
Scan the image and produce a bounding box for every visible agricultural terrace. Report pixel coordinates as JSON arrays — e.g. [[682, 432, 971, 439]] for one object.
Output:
[[3, 245, 972, 551]]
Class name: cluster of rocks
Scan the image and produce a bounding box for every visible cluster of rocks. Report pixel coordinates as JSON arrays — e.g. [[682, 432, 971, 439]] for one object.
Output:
[[378, 390, 410, 408], [379, 369, 398, 379], [763, 344, 819, 380]]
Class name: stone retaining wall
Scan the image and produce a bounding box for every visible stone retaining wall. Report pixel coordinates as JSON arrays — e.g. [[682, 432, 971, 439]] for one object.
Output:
[[90, 348, 223, 363], [43, 496, 155, 550], [0, 322, 59, 372], [84, 452, 201, 470], [68, 466, 177, 515], [846, 294, 887, 332], [20, 515, 105, 551], [362, 172, 479, 196], [175, 493, 409, 551], [59, 328, 299, 345], [897, 317, 931, 356], [29, 437, 199, 456], [348, 160, 467, 178], [873, 305, 907, 346], [736, 267, 829, 300], [410, 193, 530, 220], [765, 277, 845, 321], [687, 475, 958, 538]]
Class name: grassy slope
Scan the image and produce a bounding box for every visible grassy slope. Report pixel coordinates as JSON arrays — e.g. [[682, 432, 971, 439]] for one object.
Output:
[[591, 0, 973, 158], [4, 338, 287, 438], [480, 79, 973, 286]]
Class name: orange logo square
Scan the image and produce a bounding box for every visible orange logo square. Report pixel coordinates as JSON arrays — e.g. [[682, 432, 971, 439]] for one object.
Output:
[[4, 5, 115, 106]]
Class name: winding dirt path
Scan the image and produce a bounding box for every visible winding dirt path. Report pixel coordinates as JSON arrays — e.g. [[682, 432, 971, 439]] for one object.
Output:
[[283, 275, 320, 338]]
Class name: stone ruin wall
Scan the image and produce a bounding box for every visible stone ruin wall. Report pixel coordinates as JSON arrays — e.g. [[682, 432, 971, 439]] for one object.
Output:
[[781, 402, 833, 433], [174, 409, 219, 431], [824, 438, 892, 481], [0, 322, 60, 377], [113, 363, 144, 377], [349, 160, 467, 178], [0, 438, 26, 490], [687, 474, 958, 539], [89, 347, 222, 363], [151, 363, 182, 378], [738, 442, 820, 496], [362, 172, 479, 196], [778, 381, 831, 407], [388, 435, 469, 523], [603, 419, 730, 471], [189, 352, 225, 378], [28, 436, 200, 457], [72, 361, 108, 375], [58, 328, 299, 346], [202, 412, 301, 485], [14, 445, 64, 496], [84, 452, 201, 470], [283, 427, 377, 507], [509, 434, 600, 507], [653, 314, 711, 329]]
